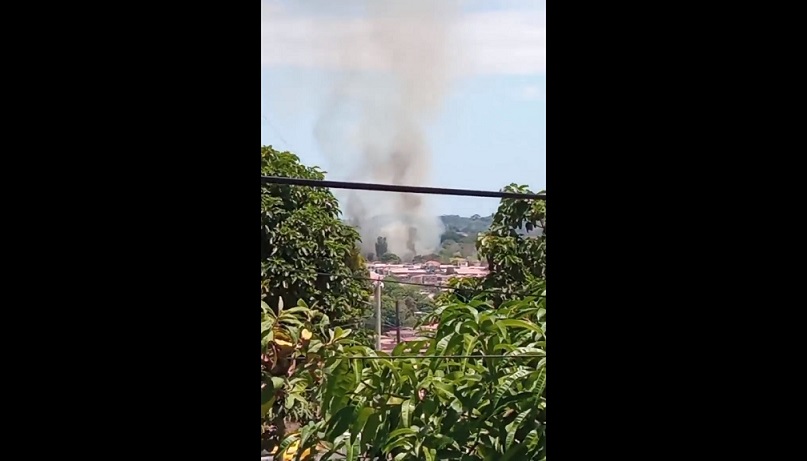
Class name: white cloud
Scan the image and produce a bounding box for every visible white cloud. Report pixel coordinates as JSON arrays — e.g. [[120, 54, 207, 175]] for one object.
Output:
[[454, 9, 546, 75], [261, 1, 545, 76]]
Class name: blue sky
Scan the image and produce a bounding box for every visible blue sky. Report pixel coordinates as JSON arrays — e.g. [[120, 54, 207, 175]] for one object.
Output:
[[261, 0, 545, 216]]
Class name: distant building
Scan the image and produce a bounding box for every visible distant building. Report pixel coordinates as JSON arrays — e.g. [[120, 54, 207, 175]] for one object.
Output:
[[451, 258, 469, 267], [370, 260, 487, 287], [455, 266, 488, 278]]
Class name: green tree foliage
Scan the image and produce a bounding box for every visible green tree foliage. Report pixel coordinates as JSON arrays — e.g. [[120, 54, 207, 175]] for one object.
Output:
[[375, 236, 388, 258], [480, 184, 546, 295], [439, 229, 483, 262], [283, 296, 546, 460], [442, 239, 460, 253], [440, 213, 541, 241], [261, 298, 359, 457], [439, 237, 478, 264], [440, 184, 546, 306], [261, 298, 319, 453], [380, 296, 415, 329], [440, 229, 464, 243], [380, 278, 434, 329], [440, 214, 494, 234], [279, 184, 547, 460], [260, 145, 370, 324]]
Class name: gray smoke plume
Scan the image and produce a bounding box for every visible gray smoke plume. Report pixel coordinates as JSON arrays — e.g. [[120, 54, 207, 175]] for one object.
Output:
[[313, 0, 459, 261]]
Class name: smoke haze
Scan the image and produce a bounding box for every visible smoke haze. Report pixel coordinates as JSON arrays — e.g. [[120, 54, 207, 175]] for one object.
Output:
[[312, 0, 461, 260]]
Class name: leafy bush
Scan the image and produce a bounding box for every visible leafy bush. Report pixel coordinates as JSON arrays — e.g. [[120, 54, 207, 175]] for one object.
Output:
[[439, 184, 546, 307], [380, 277, 434, 329], [261, 298, 361, 455], [260, 145, 370, 328], [284, 293, 546, 460], [268, 182, 548, 460], [261, 146, 375, 451]]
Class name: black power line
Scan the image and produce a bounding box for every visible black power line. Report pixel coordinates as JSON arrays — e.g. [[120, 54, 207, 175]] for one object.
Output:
[[261, 176, 546, 200]]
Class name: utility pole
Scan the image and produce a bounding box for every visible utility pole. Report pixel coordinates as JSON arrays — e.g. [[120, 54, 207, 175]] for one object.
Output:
[[375, 281, 382, 350], [395, 299, 402, 344]]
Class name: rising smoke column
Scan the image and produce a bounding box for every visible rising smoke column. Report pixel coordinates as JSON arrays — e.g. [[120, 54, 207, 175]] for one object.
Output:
[[313, 0, 460, 260]]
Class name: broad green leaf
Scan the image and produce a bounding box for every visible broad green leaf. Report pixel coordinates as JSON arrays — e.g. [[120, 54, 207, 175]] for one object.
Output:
[[277, 313, 305, 327], [325, 358, 344, 375], [499, 438, 528, 461], [401, 363, 418, 386], [345, 432, 359, 461], [433, 381, 457, 402], [383, 427, 417, 452], [445, 332, 465, 356], [423, 447, 436, 461], [401, 398, 415, 427], [507, 347, 546, 357], [351, 407, 374, 443], [455, 319, 480, 336], [525, 428, 540, 450], [353, 358, 362, 391], [260, 382, 276, 417], [361, 412, 381, 451], [280, 306, 311, 316], [494, 391, 538, 414], [295, 423, 316, 461], [284, 393, 300, 410], [333, 326, 352, 341], [461, 333, 480, 371], [276, 432, 299, 460], [493, 343, 516, 353], [431, 433, 456, 450], [261, 319, 275, 336], [531, 368, 547, 394], [260, 400, 274, 418], [493, 368, 533, 409], [326, 405, 356, 439], [495, 320, 508, 341], [506, 408, 534, 448], [392, 341, 409, 357], [495, 319, 543, 336], [307, 339, 323, 354], [448, 397, 463, 413], [271, 376, 285, 390]]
